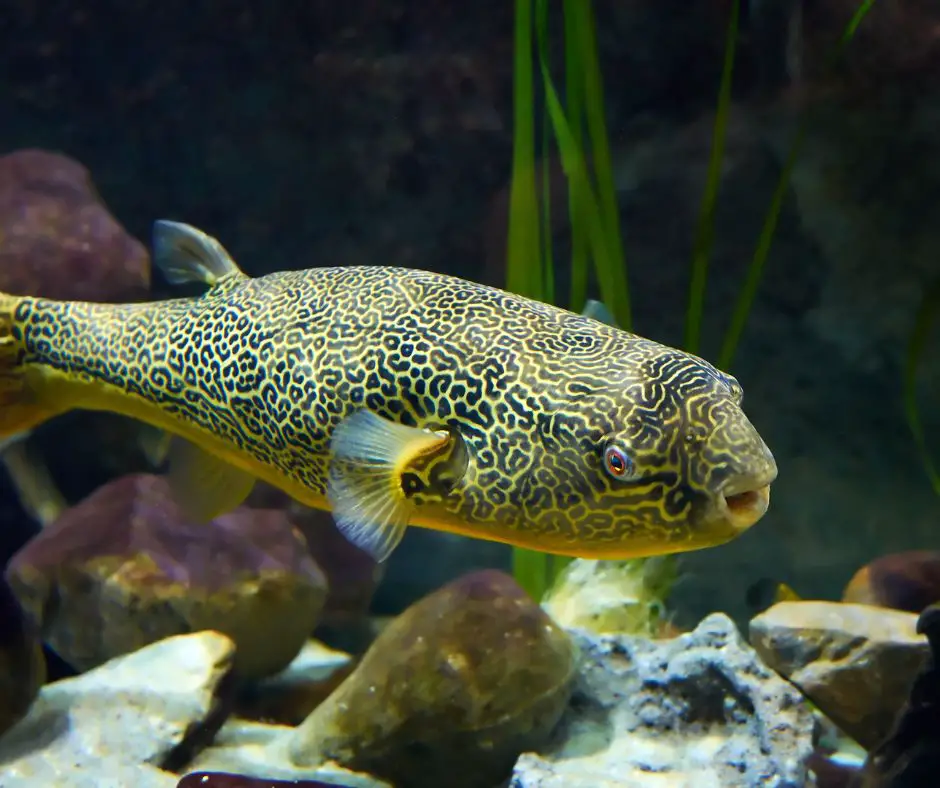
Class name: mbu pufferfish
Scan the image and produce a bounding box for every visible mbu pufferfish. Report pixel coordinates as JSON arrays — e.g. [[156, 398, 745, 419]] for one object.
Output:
[[0, 221, 777, 562]]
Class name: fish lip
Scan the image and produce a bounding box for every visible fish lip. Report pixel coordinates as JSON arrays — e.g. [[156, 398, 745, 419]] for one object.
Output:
[[717, 483, 772, 532]]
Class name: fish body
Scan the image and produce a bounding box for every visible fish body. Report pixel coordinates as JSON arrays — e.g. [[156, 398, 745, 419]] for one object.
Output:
[[0, 222, 778, 561]]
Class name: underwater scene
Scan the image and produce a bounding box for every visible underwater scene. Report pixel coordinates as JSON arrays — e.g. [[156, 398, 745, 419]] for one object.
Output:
[[0, 1, 939, 786]]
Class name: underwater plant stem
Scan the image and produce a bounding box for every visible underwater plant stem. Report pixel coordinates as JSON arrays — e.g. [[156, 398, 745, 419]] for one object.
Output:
[[719, 0, 877, 371], [686, 0, 740, 356], [537, 0, 555, 306], [567, 0, 632, 329], [719, 121, 806, 371], [0, 437, 68, 527], [535, 0, 630, 330], [507, 0, 543, 300], [904, 276, 940, 495], [563, 0, 589, 314]]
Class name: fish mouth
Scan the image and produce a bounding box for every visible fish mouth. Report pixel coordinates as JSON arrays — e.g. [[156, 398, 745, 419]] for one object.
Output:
[[718, 484, 771, 532]]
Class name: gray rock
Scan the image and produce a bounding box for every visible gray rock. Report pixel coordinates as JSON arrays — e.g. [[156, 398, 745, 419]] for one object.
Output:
[[749, 600, 929, 750], [187, 719, 391, 787], [512, 613, 816, 788], [187, 639, 388, 787], [0, 631, 235, 788]]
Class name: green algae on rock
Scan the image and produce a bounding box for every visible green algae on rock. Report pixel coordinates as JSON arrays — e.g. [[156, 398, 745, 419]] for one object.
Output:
[[541, 556, 679, 637], [5, 473, 327, 680], [280, 569, 577, 788]]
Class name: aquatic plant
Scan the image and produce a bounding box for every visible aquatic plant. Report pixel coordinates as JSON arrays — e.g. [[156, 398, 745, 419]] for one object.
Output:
[[505, 0, 880, 601], [904, 276, 940, 495]]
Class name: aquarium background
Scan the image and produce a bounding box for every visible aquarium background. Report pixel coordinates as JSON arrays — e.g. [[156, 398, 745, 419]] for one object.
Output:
[[2, 0, 936, 626], [2, 5, 940, 785]]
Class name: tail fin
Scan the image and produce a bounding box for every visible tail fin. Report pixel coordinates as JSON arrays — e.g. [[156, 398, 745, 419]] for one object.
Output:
[[0, 292, 56, 438]]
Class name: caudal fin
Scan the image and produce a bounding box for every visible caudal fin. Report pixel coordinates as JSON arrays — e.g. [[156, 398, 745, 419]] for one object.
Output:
[[0, 292, 55, 439]]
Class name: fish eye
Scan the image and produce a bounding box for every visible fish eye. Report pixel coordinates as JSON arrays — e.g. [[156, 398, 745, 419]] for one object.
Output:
[[603, 444, 635, 481]]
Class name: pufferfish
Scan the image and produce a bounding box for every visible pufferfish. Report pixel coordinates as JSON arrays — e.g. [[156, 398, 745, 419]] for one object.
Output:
[[0, 221, 777, 562]]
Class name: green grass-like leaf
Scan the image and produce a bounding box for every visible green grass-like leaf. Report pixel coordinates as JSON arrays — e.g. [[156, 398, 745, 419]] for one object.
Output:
[[507, 0, 543, 301], [903, 276, 940, 495], [686, 0, 740, 356]]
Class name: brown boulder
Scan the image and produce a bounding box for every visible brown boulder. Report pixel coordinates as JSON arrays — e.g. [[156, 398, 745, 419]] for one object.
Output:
[[6, 473, 327, 680], [284, 569, 577, 788]]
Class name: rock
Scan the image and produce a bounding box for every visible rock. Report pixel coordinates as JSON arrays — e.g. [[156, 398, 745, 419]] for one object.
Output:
[[245, 484, 384, 652], [512, 613, 815, 788], [177, 772, 358, 788], [749, 600, 930, 749], [0, 631, 235, 788], [234, 639, 356, 727], [186, 720, 390, 787], [6, 473, 327, 680], [276, 569, 577, 788], [0, 148, 149, 301], [857, 603, 940, 786], [842, 551, 940, 614], [541, 556, 679, 637]]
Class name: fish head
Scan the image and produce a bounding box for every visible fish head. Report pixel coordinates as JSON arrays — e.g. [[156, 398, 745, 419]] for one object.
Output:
[[513, 340, 778, 557]]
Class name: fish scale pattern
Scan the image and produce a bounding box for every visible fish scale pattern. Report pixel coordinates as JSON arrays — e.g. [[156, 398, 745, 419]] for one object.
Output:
[[7, 262, 773, 557]]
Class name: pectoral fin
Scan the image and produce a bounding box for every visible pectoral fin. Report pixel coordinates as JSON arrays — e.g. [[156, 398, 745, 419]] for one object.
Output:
[[327, 410, 451, 562], [152, 220, 248, 287], [166, 437, 256, 522], [581, 299, 618, 327]]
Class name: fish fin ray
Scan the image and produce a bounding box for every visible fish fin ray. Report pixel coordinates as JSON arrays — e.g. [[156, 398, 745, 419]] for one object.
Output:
[[166, 437, 256, 521], [581, 299, 618, 327], [327, 410, 450, 562], [152, 220, 248, 287]]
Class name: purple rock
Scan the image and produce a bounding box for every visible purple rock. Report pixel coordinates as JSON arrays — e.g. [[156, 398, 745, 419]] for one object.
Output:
[[0, 148, 149, 301], [6, 474, 327, 679]]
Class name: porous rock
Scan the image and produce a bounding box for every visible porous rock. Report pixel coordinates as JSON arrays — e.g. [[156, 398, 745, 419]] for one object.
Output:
[[0, 631, 235, 788], [279, 569, 578, 788], [513, 613, 815, 788], [6, 473, 327, 679], [749, 600, 929, 750]]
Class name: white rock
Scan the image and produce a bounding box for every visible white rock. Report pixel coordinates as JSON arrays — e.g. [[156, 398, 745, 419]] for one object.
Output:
[[186, 719, 391, 787], [0, 630, 235, 788], [512, 614, 816, 787], [185, 640, 388, 787]]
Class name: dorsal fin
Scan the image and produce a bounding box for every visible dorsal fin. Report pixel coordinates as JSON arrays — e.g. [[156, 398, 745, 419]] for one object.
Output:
[[152, 220, 248, 287], [581, 299, 618, 327]]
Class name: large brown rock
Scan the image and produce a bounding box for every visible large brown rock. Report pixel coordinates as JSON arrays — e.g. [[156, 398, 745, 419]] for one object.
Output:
[[283, 569, 577, 788], [749, 600, 930, 749], [0, 148, 149, 301], [6, 473, 327, 680], [842, 550, 940, 614]]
